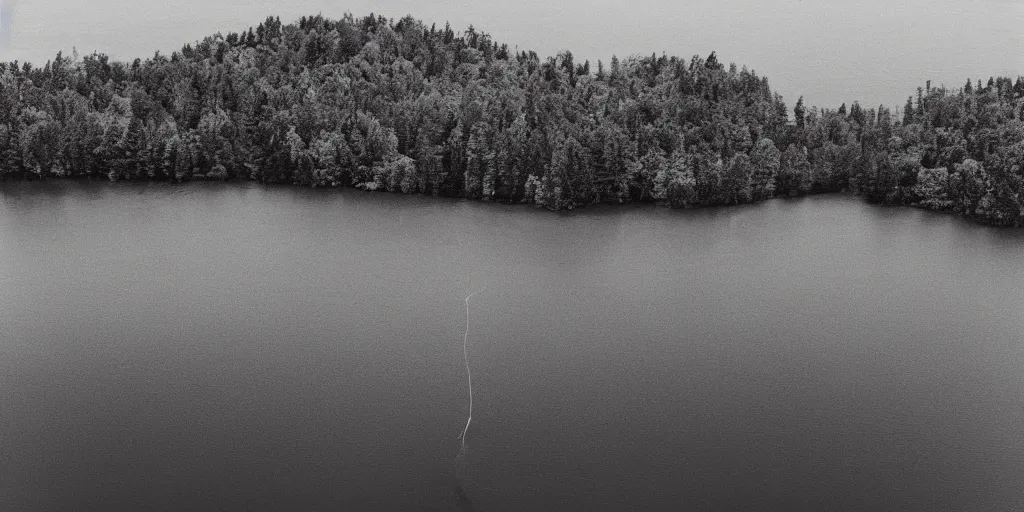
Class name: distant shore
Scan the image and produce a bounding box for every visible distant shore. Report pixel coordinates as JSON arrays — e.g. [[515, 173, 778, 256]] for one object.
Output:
[[0, 13, 1020, 225]]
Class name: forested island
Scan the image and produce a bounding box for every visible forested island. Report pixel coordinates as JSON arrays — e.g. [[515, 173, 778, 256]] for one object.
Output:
[[0, 14, 1022, 225]]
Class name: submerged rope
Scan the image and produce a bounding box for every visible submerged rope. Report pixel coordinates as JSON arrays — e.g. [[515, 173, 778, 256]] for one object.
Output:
[[459, 290, 483, 447]]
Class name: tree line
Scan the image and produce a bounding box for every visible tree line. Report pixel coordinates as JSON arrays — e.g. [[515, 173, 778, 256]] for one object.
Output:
[[1, 13, 1022, 225]]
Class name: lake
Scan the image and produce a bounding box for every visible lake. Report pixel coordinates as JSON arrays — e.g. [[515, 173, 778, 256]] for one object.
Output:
[[1, 181, 1022, 511]]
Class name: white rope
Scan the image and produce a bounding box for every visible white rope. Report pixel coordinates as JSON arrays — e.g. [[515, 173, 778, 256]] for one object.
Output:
[[459, 290, 483, 447]]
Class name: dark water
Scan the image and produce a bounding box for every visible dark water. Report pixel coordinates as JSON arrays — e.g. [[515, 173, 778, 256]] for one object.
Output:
[[1, 182, 1022, 511]]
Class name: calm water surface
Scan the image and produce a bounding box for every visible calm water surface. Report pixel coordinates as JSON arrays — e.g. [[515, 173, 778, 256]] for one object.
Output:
[[1, 181, 1022, 511]]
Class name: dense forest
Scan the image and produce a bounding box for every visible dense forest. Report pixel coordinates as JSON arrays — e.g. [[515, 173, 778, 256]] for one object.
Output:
[[0, 14, 1022, 225]]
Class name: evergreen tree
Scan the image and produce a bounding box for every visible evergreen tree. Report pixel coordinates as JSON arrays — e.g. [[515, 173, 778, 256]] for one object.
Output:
[[794, 97, 806, 130], [0, 11, 1018, 225]]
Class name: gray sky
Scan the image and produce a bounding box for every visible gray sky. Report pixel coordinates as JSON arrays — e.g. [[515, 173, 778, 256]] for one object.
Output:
[[2, 0, 1021, 111]]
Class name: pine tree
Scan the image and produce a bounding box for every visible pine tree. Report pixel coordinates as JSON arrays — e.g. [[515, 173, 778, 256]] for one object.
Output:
[[794, 96, 806, 130]]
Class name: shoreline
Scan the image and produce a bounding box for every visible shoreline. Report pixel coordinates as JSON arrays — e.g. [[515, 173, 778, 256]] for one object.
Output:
[[2, 174, 1014, 228]]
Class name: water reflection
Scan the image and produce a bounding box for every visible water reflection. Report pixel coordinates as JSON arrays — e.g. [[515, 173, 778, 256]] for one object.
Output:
[[0, 182, 1022, 510]]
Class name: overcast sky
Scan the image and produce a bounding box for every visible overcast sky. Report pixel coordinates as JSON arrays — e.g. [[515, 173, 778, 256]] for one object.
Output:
[[1, 0, 1021, 111]]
